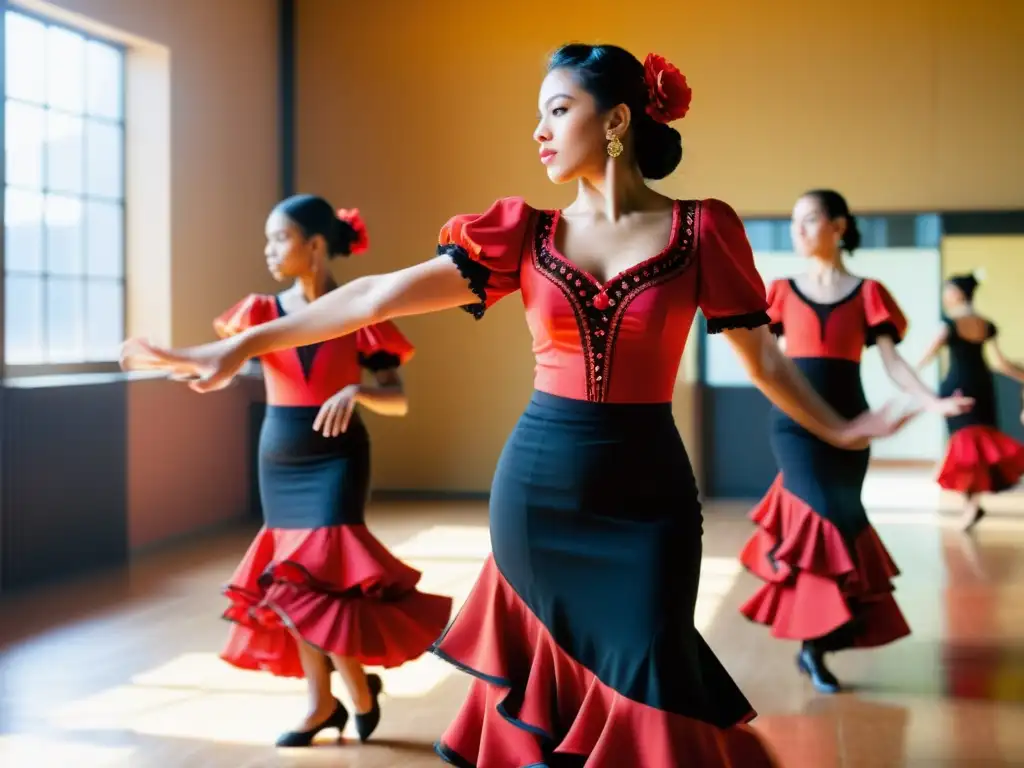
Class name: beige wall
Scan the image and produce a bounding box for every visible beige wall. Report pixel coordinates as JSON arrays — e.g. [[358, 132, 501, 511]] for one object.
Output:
[[295, 0, 1023, 492]]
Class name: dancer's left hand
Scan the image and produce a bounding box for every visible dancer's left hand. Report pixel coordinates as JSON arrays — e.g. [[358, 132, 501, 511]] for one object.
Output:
[[120, 336, 248, 392], [313, 385, 360, 437], [931, 390, 975, 417]]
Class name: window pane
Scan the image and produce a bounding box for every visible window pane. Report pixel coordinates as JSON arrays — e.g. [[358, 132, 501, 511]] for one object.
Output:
[[46, 25, 86, 114], [85, 200, 123, 277], [45, 194, 84, 275], [5, 12, 46, 104], [47, 277, 84, 362], [5, 188, 44, 273], [85, 279, 123, 360], [5, 100, 45, 189], [5, 274, 44, 364], [46, 111, 85, 195], [85, 119, 122, 199], [86, 40, 122, 120]]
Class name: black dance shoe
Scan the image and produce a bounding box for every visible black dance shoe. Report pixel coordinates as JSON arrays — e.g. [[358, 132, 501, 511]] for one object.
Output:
[[275, 698, 349, 747], [355, 673, 384, 742], [796, 645, 841, 694]]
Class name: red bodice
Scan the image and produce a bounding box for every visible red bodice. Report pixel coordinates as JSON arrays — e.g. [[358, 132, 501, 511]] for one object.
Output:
[[438, 197, 771, 403], [214, 294, 414, 407], [766, 278, 908, 361]]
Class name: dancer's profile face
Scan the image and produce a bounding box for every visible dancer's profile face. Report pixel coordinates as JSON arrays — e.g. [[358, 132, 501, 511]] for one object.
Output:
[[790, 195, 843, 259], [533, 68, 608, 184], [263, 210, 321, 281]]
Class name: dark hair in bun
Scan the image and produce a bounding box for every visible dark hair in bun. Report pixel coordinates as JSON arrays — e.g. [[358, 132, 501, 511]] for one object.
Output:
[[274, 194, 363, 258], [804, 188, 861, 255], [548, 43, 683, 180]]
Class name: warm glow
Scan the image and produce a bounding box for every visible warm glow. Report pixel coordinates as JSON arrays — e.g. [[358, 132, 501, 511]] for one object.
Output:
[[0, 735, 135, 766], [36, 523, 744, 747]]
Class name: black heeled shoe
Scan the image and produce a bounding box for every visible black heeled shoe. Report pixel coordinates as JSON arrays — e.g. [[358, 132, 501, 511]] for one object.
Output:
[[796, 645, 841, 694], [355, 673, 384, 742], [275, 698, 349, 747]]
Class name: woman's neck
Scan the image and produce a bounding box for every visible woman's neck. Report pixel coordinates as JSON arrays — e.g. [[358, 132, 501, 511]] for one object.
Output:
[[295, 270, 335, 303], [804, 251, 848, 284], [946, 304, 974, 319], [572, 163, 662, 221]]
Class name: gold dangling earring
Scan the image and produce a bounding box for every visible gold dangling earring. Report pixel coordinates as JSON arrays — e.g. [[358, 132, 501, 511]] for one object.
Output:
[[606, 131, 623, 158]]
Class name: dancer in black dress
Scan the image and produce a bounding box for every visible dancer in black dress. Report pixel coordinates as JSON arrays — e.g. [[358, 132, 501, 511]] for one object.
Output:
[[918, 272, 1024, 531], [121, 45, 915, 766], [739, 190, 974, 694]]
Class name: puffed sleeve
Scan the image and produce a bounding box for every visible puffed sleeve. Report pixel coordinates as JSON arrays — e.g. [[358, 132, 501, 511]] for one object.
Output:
[[766, 279, 787, 337], [696, 199, 771, 334], [863, 280, 909, 346], [437, 196, 534, 319], [213, 294, 271, 338], [356, 321, 416, 371]]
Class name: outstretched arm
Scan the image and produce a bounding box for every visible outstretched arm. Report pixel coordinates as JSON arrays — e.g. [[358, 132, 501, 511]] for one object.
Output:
[[988, 339, 1024, 385], [721, 326, 914, 449], [915, 326, 948, 371], [876, 335, 973, 415], [120, 257, 479, 390], [242, 257, 475, 358]]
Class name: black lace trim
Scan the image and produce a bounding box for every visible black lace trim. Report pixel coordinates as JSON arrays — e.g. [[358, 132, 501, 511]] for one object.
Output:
[[439, 243, 489, 320], [865, 321, 902, 347], [358, 351, 402, 372], [706, 310, 771, 335], [769, 321, 784, 337]]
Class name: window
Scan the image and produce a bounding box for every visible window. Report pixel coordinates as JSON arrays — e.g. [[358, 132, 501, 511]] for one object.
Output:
[[3, 9, 125, 368]]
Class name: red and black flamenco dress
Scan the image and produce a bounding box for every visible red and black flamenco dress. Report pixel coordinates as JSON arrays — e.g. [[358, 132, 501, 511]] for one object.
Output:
[[935, 318, 1024, 496], [431, 196, 782, 766], [214, 293, 453, 677], [739, 278, 911, 651]]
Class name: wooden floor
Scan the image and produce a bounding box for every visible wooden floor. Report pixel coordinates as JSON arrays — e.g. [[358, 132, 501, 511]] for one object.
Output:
[[3, 469, 1024, 767]]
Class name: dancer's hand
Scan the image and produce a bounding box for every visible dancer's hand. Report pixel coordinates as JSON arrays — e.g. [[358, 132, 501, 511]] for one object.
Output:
[[119, 336, 248, 392], [929, 390, 975, 417], [313, 385, 360, 437], [834, 401, 920, 450]]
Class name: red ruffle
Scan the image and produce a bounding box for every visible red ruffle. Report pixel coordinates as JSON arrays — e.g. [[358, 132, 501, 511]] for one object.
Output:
[[433, 556, 781, 767], [221, 524, 452, 677], [936, 425, 1024, 494], [738, 475, 910, 646]]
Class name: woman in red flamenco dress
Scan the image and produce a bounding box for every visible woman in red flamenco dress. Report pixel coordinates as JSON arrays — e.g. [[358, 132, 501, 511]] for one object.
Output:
[[917, 271, 1024, 532], [122, 47, 915, 767], [206, 195, 452, 747], [738, 190, 974, 695]]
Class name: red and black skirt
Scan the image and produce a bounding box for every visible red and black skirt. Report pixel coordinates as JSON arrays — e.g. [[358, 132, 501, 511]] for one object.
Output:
[[936, 424, 1024, 495], [739, 359, 910, 650], [220, 405, 453, 677], [432, 391, 780, 767]]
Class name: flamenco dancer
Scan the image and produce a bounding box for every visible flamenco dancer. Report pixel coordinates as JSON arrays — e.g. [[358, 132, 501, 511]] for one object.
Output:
[[917, 271, 1024, 532], [738, 189, 974, 694], [122, 46, 913, 766], [201, 195, 451, 747]]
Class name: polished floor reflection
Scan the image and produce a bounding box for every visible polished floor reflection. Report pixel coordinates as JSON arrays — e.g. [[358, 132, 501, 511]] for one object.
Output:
[[2, 470, 1023, 766]]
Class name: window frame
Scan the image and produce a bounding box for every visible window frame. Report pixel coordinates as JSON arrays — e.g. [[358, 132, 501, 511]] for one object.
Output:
[[1, 3, 128, 377]]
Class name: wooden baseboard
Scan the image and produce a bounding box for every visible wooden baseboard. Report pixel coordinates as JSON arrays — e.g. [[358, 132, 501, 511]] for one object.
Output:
[[869, 458, 934, 469]]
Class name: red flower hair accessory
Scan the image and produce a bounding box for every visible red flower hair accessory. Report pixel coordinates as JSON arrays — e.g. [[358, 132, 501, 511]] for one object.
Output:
[[643, 53, 692, 124], [336, 208, 369, 255]]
